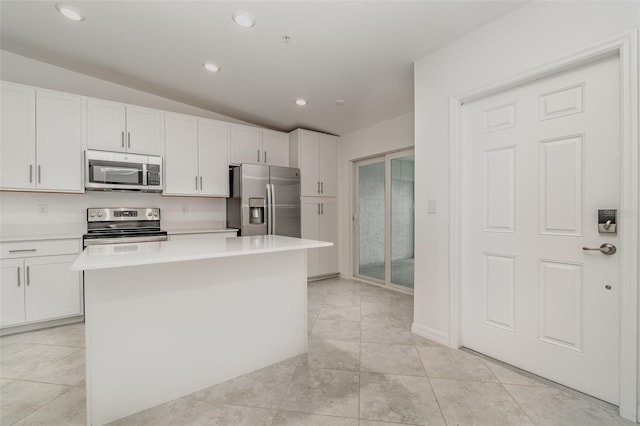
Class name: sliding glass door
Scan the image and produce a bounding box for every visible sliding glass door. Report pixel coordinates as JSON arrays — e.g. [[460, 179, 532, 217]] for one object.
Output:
[[354, 149, 414, 290]]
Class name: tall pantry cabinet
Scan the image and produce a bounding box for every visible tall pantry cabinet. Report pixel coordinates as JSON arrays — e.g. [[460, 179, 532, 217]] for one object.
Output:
[[290, 129, 339, 278]]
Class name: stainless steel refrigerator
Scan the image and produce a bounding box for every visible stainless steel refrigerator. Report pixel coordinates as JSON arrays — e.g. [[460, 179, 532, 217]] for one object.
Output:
[[227, 164, 301, 237]]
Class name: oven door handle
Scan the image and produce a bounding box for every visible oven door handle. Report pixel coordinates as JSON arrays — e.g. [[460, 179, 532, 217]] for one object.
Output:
[[84, 235, 168, 246]]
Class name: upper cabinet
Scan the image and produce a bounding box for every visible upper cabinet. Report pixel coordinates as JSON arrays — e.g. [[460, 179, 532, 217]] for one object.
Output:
[[164, 113, 229, 197], [261, 129, 290, 167], [0, 82, 83, 193], [87, 98, 162, 156], [229, 124, 289, 167], [289, 129, 338, 197]]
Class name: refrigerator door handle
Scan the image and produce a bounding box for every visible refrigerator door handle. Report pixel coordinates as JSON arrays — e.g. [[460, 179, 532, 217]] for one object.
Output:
[[272, 184, 277, 235], [266, 184, 272, 235]]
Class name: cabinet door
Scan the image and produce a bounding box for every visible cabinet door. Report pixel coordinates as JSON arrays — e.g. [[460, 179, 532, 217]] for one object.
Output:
[[126, 105, 162, 155], [87, 98, 126, 152], [301, 198, 321, 276], [318, 198, 338, 275], [299, 131, 320, 196], [36, 89, 83, 192], [164, 113, 199, 195], [230, 124, 262, 165], [1, 259, 25, 327], [25, 255, 82, 322], [318, 134, 338, 197], [198, 118, 229, 197], [261, 130, 289, 167], [1, 82, 36, 190]]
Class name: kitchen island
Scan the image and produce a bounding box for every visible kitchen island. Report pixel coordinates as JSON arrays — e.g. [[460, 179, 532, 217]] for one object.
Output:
[[72, 235, 332, 425]]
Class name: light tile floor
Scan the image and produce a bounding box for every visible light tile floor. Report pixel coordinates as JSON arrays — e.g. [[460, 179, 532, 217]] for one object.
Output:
[[0, 277, 634, 425]]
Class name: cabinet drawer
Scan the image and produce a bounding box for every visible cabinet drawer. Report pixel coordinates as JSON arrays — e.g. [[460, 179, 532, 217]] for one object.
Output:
[[1, 239, 80, 259]]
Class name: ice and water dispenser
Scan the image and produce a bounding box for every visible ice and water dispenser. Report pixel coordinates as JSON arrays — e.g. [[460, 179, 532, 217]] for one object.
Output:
[[249, 198, 265, 225]]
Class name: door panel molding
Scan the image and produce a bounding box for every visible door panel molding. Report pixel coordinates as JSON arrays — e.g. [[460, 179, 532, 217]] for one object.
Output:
[[448, 31, 638, 420]]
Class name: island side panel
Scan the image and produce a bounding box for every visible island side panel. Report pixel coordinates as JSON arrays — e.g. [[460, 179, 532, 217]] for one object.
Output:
[[84, 250, 307, 425]]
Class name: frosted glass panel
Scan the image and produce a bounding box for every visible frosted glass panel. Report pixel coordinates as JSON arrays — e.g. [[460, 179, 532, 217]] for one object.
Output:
[[358, 161, 385, 281], [391, 155, 414, 288]]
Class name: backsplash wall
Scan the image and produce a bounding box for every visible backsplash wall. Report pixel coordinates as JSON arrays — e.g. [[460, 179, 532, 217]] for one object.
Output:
[[0, 191, 226, 227]]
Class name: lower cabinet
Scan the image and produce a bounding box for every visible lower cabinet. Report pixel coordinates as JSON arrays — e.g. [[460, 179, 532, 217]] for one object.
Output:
[[301, 197, 337, 277], [0, 240, 82, 329]]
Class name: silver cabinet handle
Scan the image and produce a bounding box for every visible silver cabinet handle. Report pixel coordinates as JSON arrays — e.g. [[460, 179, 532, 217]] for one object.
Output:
[[26, 266, 30, 286], [127, 132, 131, 148], [17, 267, 20, 287], [317, 203, 320, 215], [9, 249, 36, 253], [264, 151, 267, 163], [195, 176, 198, 190], [321, 203, 324, 215], [317, 182, 320, 193], [583, 243, 617, 255], [257, 149, 260, 162], [38, 165, 41, 183], [121, 131, 125, 148], [200, 176, 203, 190], [321, 182, 323, 194], [29, 165, 33, 183]]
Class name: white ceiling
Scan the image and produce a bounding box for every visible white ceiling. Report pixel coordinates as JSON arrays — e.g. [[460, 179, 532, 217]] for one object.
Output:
[[0, 1, 526, 135]]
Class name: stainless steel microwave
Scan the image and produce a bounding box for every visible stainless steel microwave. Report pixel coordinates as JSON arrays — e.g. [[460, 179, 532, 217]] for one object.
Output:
[[85, 150, 163, 192]]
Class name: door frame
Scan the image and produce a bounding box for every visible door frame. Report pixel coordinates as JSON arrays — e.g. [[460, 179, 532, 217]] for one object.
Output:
[[352, 148, 415, 292], [449, 31, 638, 420]]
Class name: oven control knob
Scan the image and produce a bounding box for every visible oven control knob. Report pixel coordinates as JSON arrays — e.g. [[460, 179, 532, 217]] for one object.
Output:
[[147, 212, 153, 217], [89, 212, 96, 217], [97, 211, 103, 217]]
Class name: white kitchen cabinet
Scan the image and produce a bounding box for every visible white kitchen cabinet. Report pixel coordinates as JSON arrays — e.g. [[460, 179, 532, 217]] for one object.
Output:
[[261, 129, 290, 167], [1, 259, 25, 327], [1, 82, 36, 190], [36, 89, 83, 192], [0, 82, 83, 193], [87, 98, 161, 155], [289, 129, 337, 197], [0, 240, 82, 329], [198, 118, 229, 197], [230, 123, 262, 164], [301, 197, 338, 278], [164, 113, 199, 195], [164, 113, 229, 197], [230, 124, 289, 166]]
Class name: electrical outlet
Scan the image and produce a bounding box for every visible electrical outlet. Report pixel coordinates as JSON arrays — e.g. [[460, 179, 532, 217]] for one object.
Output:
[[181, 205, 189, 215], [38, 204, 49, 216]]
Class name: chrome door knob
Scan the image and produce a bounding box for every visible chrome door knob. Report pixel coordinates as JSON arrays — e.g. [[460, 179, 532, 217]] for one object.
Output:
[[582, 243, 617, 255]]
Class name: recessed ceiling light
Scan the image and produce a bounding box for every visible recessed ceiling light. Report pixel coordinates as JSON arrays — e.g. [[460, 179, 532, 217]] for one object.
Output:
[[203, 62, 220, 73], [295, 98, 307, 106], [55, 4, 84, 21], [231, 10, 255, 28], [334, 99, 345, 106]]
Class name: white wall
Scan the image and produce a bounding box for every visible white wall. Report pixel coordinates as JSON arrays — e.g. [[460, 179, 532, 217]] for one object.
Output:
[[337, 112, 414, 277], [0, 50, 254, 233], [413, 0, 638, 346]]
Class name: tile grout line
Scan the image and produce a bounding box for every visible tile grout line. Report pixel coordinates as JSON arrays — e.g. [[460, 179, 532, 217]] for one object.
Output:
[[415, 344, 449, 426], [476, 356, 537, 425], [7, 383, 75, 426]]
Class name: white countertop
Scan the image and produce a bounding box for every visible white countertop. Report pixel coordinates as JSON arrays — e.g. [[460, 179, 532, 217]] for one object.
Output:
[[72, 235, 332, 271], [0, 224, 85, 242]]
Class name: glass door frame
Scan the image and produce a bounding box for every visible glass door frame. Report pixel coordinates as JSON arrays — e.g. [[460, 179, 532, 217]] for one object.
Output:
[[352, 148, 415, 293]]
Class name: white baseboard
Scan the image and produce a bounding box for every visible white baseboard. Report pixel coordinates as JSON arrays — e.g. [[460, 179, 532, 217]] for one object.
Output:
[[411, 322, 450, 347]]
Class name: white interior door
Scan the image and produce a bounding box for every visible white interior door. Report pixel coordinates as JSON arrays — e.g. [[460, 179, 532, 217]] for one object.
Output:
[[461, 56, 620, 404]]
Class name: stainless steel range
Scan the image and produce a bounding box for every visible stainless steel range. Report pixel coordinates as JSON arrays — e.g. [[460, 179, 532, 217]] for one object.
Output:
[[82, 208, 168, 247]]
